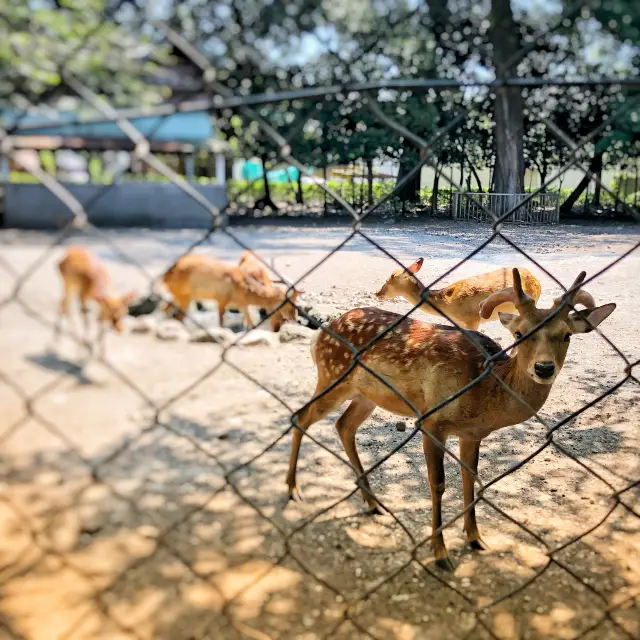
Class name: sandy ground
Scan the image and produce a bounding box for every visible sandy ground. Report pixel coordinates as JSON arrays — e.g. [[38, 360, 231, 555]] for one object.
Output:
[[0, 220, 639, 640]]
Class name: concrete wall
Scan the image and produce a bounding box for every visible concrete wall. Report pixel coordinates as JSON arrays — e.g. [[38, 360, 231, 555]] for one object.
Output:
[[2, 182, 228, 229]]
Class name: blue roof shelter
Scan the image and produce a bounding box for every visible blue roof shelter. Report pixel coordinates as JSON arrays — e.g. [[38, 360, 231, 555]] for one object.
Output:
[[5, 111, 213, 145], [2, 110, 215, 153]]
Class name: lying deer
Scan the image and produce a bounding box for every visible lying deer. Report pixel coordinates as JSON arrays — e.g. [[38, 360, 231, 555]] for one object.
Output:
[[376, 257, 542, 330], [56, 246, 136, 355], [288, 269, 612, 570], [163, 254, 301, 332]]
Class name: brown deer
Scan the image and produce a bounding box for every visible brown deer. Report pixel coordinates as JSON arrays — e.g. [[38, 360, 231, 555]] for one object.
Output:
[[376, 258, 542, 330], [56, 246, 137, 354], [238, 250, 274, 286], [287, 269, 612, 570], [163, 254, 301, 332]]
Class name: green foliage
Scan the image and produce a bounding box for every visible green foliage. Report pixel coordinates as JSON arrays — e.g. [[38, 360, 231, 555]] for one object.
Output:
[[624, 191, 640, 205], [0, 0, 172, 109]]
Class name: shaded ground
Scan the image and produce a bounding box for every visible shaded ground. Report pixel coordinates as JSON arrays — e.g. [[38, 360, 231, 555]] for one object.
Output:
[[0, 220, 639, 640]]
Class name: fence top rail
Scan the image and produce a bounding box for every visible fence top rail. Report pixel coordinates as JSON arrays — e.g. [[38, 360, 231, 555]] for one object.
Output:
[[457, 192, 560, 197]]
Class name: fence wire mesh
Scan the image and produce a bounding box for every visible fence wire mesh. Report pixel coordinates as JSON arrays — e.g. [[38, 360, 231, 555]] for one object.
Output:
[[1, 2, 639, 639]]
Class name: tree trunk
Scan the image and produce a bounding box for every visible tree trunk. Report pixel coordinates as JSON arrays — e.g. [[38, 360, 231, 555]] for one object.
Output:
[[560, 151, 604, 215], [539, 165, 548, 190], [593, 161, 603, 206], [351, 163, 355, 207], [470, 164, 483, 192], [366, 159, 374, 205], [259, 155, 278, 212], [395, 156, 421, 203], [323, 166, 328, 216], [614, 177, 623, 214], [296, 171, 304, 205], [490, 0, 525, 205], [431, 166, 440, 213]]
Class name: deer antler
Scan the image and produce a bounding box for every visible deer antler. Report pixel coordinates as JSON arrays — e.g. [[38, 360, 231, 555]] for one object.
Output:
[[553, 271, 595, 311], [479, 268, 534, 319]]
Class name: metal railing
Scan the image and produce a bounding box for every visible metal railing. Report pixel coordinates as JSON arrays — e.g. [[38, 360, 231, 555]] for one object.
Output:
[[453, 191, 561, 223]]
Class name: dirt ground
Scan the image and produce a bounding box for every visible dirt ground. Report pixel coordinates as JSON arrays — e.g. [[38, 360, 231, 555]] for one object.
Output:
[[0, 219, 639, 640]]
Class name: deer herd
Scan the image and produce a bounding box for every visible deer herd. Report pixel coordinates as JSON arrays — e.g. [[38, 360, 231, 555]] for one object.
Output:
[[55, 245, 615, 570]]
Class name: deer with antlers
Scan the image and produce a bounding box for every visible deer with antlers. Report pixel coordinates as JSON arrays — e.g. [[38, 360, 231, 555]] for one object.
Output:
[[163, 254, 301, 332], [376, 258, 542, 330], [55, 246, 137, 355], [287, 269, 613, 570]]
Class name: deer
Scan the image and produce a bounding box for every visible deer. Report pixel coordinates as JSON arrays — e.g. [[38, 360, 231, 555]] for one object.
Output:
[[237, 250, 287, 323], [162, 254, 301, 332], [375, 257, 542, 330], [55, 246, 137, 356], [287, 269, 613, 570], [238, 250, 274, 286]]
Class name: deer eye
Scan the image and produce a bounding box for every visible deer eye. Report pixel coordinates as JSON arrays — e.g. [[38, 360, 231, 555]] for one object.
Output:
[[515, 331, 522, 340], [564, 333, 571, 342]]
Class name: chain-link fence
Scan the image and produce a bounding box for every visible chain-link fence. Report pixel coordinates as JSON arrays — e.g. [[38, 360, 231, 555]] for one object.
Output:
[[1, 3, 639, 639]]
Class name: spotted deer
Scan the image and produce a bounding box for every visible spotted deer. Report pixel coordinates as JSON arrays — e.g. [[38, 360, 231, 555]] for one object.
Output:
[[287, 269, 612, 570], [55, 246, 136, 355], [163, 254, 301, 332], [376, 258, 542, 330]]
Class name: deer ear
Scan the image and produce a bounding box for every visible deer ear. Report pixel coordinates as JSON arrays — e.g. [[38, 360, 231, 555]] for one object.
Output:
[[569, 303, 616, 334], [408, 258, 424, 274], [498, 312, 517, 330]]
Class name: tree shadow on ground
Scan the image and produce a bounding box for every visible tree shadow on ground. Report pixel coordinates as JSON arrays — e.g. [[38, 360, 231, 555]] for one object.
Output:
[[1, 334, 639, 640]]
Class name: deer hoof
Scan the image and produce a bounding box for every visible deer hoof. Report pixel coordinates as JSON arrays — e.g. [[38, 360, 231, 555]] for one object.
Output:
[[366, 504, 385, 516], [288, 487, 305, 503], [435, 556, 456, 572], [469, 538, 488, 551]]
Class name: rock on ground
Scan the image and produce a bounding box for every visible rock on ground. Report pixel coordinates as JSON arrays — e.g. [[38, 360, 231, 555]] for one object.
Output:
[[189, 327, 235, 346], [279, 323, 318, 344], [298, 303, 343, 329], [129, 315, 158, 334], [127, 294, 160, 317], [236, 330, 277, 347], [155, 319, 189, 341]]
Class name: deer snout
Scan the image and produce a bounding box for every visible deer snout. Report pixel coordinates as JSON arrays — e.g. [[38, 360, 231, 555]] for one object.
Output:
[[533, 361, 555, 380]]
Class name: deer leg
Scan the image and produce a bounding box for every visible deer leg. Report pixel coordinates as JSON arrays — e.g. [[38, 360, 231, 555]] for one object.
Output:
[[241, 306, 254, 330], [460, 437, 486, 550], [170, 294, 190, 322], [79, 291, 92, 347], [334, 396, 379, 513], [96, 324, 106, 360], [422, 431, 453, 570], [269, 310, 283, 333], [217, 300, 227, 328], [53, 291, 70, 345], [287, 382, 349, 502]]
